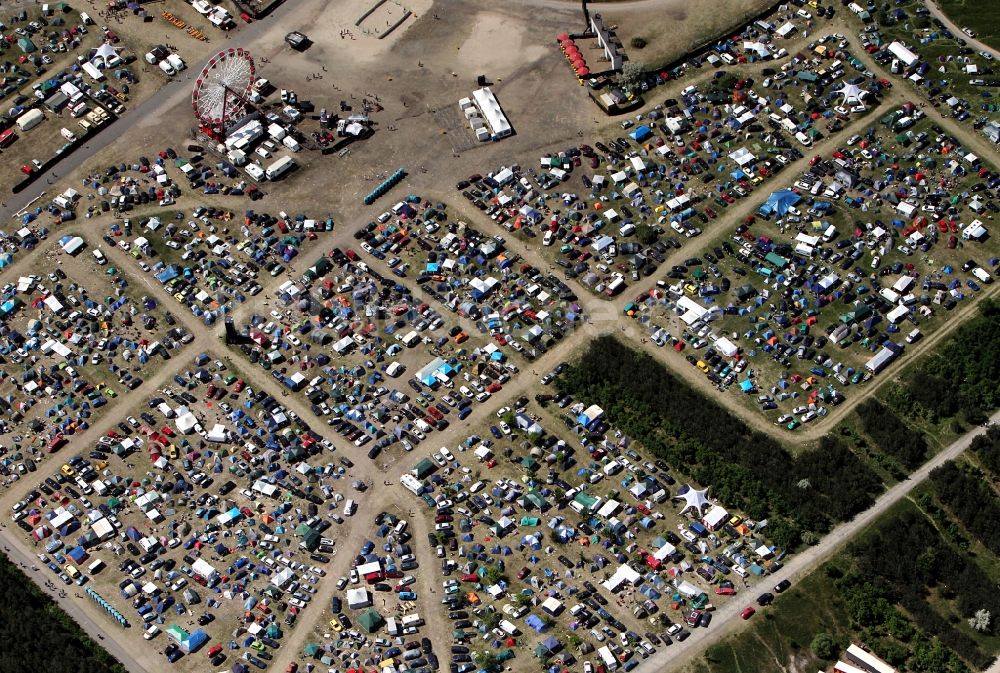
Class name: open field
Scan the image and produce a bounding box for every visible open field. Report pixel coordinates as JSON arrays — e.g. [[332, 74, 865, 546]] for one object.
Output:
[[934, 0, 1000, 50]]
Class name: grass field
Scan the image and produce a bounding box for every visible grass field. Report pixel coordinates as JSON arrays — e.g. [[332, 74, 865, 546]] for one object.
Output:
[[686, 557, 854, 673], [935, 0, 1000, 50]]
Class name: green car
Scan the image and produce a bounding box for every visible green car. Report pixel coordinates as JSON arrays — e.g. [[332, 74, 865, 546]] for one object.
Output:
[[786, 420, 801, 431]]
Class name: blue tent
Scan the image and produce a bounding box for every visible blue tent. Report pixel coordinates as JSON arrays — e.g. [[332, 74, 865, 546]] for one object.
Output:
[[629, 125, 652, 142], [758, 190, 801, 217]]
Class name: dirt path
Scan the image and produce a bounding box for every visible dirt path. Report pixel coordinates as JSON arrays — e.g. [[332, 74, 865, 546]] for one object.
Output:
[[628, 407, 1000, 673]]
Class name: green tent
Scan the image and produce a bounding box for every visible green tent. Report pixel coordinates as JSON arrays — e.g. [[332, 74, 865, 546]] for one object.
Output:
[[357, 608, 384, 633]]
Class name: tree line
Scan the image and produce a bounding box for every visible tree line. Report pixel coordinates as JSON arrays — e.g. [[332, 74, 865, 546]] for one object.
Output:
[[856, 399, 930, 470], [931, 461, 1000, 558], [0, 554, 127, 673], [970, 427, 1000, 478], [902, 299, 1000, 424], [846, 505, 997, 670], [557, 336, 883, 549]]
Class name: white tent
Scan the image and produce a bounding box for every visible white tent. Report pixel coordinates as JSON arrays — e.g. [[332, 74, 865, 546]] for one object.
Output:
[[832, 81, 869, 106], [674, 485, 710, 515], [175, 411, 198, 435], [346, 587, 371, 609], [93, 42, 118, 66]]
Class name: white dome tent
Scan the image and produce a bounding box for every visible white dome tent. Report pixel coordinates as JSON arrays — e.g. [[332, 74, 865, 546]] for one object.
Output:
[[674, 484, 710, 515], [93, 42, 118, 67], [832, 81, 869, 107]]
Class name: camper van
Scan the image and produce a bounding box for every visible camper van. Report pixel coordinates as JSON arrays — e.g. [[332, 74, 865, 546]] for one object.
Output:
[[265, 156, 295, 180]]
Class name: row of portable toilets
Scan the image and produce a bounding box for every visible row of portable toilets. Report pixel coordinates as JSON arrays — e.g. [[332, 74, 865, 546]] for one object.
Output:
[[85, 586, 129, 628], [363, 168, 406, 205]]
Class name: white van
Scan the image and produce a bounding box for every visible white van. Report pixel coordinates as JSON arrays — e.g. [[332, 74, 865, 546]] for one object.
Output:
[[344, 499, 356, 517], [92, 249, 106, 265], [794, 131, 812, 147]]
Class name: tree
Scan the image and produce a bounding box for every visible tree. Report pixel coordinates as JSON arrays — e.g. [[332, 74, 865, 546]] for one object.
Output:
[[969, 609, 992, 633], [473, 652, 500, 671], [483, 565, 507, 586], [618, 62, 646, 92], [811, 633, 839, 660], [481, 611, 501, 629], [635, 223, 658, 246]]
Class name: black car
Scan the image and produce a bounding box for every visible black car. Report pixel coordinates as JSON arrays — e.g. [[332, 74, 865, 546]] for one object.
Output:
[[757, 592, 774, 606], [774, 579, 791, 593], [164, 644, 182, 663]]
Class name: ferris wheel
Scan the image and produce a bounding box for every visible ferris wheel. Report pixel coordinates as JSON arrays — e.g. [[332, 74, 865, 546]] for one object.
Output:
[[191, 47, 256, 130]]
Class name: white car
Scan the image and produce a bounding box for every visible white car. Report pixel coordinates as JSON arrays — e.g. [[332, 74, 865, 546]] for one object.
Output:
[[495, 406, 510, 418], [870, 256, 881, 269], [143, 625, 160, 640]]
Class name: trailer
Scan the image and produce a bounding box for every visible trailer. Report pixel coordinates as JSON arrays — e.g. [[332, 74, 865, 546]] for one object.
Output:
[[264, 156, 295, 180]]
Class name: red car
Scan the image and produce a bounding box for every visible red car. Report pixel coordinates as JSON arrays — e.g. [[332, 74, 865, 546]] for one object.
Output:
[[240, 11, 253, 22], [740, 606, 756, 620], [517, 567, 531, 580], [0, 128, 16, 148], [207, 645, 223, 658], [715, 586, 737, 596]]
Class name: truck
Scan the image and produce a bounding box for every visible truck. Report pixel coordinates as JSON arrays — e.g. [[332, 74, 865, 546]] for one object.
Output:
[[265, 156, 295, 180], [166, 53, 186, 72]]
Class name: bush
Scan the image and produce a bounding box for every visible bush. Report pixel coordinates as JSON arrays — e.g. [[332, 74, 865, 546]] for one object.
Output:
[[630, 36, 647, 49], [811, 633, 839, 660]]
